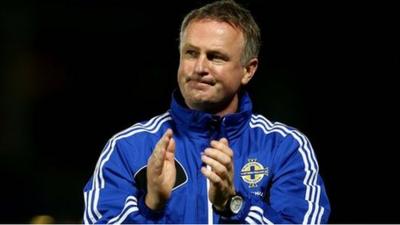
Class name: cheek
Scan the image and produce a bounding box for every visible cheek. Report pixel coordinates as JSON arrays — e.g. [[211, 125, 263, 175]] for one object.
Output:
[[179, 60, 192, 72], [177, 64, 186, 80], [220, 72, 243, 91], [177, 66, 189, 91]]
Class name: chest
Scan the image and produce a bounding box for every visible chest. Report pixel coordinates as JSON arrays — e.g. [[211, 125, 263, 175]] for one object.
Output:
[[173, 132, 275, 201]]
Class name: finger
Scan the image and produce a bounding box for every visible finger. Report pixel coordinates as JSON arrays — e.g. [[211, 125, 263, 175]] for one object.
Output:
[[201, 154, 228, 178], [201, 166, 222, 184], [167, 137, 175, 153], [165, 137, 176, 161], [210, 139, 233, 157], [219, 138, 229, 146], [151, 129, 173, 168], [153, 129, 173, 157], [162, 128, 173, 144], [204, 147, 231, 167]]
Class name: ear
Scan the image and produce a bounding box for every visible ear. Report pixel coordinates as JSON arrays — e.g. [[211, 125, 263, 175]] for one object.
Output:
[[241, 58, 258, 85]]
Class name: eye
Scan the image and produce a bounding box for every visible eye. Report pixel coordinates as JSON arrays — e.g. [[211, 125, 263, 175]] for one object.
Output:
[[184, 49, 198, 58], [208, 53, 228, 63]]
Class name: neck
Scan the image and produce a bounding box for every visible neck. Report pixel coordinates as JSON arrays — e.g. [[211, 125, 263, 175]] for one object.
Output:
[[214, 94, 239, 117], [186, 94, 239, 117]]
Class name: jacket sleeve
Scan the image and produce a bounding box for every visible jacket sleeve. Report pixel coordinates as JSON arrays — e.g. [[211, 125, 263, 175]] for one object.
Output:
[[83, 139, 167, 224], [221, 131, 331, 224]]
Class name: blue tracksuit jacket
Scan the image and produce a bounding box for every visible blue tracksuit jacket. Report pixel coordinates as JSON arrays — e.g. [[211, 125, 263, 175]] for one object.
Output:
[[83, 91, 330, 224]]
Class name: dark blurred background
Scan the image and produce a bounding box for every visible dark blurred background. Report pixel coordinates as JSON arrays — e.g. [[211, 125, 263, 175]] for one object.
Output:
[[1, 0, 399, 223]]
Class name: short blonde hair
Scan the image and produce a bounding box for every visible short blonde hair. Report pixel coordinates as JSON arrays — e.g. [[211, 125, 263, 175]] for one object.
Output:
[[179, 0, 261, 65]]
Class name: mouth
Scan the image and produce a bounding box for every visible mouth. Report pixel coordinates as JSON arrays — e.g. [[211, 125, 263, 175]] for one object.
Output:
[[198, 79, 215, 86], [187, 77, 216, 86], [186, 79, 215, 90]]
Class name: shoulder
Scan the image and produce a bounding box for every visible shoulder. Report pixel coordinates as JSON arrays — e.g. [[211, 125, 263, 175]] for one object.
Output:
[[250, 114, 317, 168], [249, 113, 294, 137], [109, 111, 173, 147], [249, 113, 311, 145]]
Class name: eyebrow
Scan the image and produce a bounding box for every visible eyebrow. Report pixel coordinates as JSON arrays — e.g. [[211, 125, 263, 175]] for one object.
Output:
[[182, 43, 199, 51], [182, 43, 229, 57]]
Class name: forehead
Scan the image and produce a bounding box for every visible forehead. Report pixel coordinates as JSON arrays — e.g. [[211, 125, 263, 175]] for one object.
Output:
[[182, 19, 244, 52]]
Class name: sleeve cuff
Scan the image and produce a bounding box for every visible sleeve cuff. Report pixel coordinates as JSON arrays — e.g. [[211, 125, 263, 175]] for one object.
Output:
[[137, 194, 167, 220]]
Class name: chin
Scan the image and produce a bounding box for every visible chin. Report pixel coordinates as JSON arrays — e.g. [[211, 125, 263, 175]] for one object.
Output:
[[192, 94, 214, 104], [184, 96, 208, 109]]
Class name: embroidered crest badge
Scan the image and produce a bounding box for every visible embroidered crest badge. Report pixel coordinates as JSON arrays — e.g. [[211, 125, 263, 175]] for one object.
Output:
[[240, 159, 269, 188]]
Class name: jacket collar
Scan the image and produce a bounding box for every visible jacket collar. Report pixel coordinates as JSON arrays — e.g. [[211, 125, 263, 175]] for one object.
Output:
[[169, 90, 253, 140]]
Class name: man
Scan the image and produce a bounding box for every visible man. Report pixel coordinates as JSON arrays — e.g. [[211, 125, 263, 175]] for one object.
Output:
[[83, 1, 330, 224]]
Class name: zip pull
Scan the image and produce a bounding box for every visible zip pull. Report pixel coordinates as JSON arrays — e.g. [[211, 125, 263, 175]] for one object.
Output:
[[222, 117, 226, 125]]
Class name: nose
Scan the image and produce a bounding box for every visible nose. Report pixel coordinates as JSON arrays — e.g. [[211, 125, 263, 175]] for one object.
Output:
[[194, 54, 209, 75]]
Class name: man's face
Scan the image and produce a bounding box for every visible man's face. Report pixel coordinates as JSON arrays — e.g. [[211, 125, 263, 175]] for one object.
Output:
[[178, 19, 250, 113]]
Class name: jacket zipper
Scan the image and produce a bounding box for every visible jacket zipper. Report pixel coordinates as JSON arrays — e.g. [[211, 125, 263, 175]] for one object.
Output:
[[206, 116, 224, 225]]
